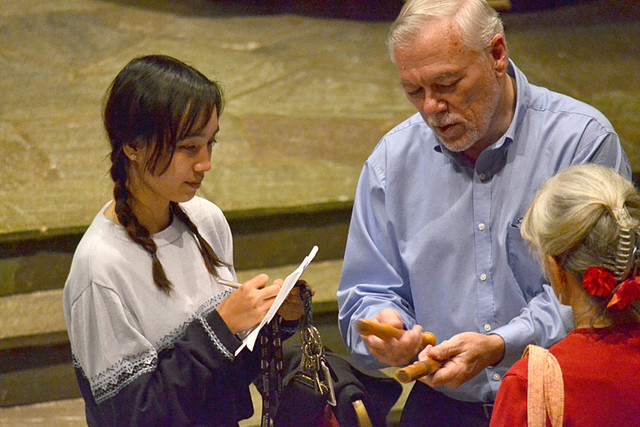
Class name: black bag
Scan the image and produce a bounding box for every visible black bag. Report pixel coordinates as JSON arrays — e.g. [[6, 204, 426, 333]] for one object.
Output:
[[325, 351, 403, 426], [276, 347, 403, 426], [260, 283, 403, 427], [273, 340, 339, 427]]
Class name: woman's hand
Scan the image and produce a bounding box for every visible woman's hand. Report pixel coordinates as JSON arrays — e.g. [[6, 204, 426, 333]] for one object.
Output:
[[277, 280, 315, 321], [216, 274, 281, 334]]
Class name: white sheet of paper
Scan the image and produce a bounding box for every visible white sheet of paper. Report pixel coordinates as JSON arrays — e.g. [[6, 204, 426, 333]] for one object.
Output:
[[235, 245, 318, 355]]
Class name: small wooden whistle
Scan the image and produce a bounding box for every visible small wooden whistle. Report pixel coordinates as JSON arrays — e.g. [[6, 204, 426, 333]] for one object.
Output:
[[356, 319, 442, 383], [395, 359, 443, 383], [356, 318, 436, 349]]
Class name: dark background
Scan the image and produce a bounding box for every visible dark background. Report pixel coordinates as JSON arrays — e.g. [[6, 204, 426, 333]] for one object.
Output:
[[238, 0, 594, 21]]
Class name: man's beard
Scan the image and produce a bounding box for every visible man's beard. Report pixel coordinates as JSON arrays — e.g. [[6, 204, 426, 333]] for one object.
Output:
[[427, 114, 481, 153], [426, 87, 500, 154]]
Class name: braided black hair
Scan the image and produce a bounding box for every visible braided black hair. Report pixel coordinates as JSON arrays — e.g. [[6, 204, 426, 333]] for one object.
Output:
[[104, 55, 226, 293]]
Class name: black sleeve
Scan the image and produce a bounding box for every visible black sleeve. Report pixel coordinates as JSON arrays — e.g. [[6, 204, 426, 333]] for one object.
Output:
[[78, 310, 260, 427]]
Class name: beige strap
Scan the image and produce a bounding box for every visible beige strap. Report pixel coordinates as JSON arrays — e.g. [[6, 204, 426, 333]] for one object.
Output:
[[352, 399, 372, 427], [525, 345, 564, 427]]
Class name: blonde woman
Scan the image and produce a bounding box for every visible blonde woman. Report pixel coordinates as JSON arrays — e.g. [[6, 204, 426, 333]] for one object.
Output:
[[491, 164, 640, 426]]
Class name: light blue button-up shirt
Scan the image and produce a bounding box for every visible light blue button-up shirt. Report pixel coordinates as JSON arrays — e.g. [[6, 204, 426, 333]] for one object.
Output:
[[337, 61, 631, 403]]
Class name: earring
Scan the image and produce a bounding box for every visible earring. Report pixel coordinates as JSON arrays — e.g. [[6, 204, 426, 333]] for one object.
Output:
[[131, 154, 137, 160]]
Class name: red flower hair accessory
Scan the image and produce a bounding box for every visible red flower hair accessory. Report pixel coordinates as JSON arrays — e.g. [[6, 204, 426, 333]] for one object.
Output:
[[582, 267, 617, 297], [607, 275, 640, 311]]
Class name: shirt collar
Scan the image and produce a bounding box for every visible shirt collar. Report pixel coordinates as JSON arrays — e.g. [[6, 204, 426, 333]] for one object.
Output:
[[502, 59, 529, 146]]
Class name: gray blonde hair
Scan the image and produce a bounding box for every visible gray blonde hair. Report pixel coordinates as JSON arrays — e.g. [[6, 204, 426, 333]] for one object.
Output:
[[521, 164, 640, 283], [386, 0, 504, 61]]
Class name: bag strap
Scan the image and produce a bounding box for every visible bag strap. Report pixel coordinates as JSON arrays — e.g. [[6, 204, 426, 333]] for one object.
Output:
[[261, 281, 314, 427], [260, 316, 283, 427], [300, 282, 313, 326], [525, 344, 564, 427]]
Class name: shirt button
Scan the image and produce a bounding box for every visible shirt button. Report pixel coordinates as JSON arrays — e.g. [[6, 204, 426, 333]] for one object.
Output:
[[480, 273, 487, 281], [492, 373, 501, 381], [478, 173, 486, 181], [478, 223, 485, 231], [483, 324, 492, 332]]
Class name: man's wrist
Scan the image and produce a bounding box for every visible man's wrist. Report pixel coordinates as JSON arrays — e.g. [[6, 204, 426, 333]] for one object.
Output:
[[487, 333, 506, 367]]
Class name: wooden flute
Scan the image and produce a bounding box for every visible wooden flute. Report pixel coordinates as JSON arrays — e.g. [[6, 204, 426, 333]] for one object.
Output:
[[395, 359, 443, 383], [356, 318, 442, 383], [356, 318, 436, 348]]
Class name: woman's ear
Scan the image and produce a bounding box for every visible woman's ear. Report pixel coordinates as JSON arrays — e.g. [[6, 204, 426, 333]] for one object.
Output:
[[545, 255, 567, 303], [546, 255, 561, 277], [123, 144, 140, 162]]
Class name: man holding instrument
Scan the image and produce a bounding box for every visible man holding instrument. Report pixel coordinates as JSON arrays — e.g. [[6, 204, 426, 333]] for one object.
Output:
[[337, 0, 631, 425]]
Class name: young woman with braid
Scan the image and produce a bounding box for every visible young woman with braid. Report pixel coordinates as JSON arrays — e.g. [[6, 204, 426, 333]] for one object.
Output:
[[63, 55, 306, 426], [490, 164, 640, 426]]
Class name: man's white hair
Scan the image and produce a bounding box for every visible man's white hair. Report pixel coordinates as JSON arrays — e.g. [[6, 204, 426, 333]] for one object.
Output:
[[386, 0, 505, 61]]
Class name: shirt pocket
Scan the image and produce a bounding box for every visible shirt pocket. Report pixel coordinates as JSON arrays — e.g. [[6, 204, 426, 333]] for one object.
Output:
[[506, 218, 544, 301]]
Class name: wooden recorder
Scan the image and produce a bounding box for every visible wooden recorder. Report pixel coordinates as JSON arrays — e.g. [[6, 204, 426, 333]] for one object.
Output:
[[356, 318, 436, 348], [356, 318, 442, 383]]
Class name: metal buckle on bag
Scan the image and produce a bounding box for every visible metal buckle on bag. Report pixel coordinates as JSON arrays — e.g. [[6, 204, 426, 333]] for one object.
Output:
[[320, 358, 336, 406], [300, 326, 322, 372], [300, 325, 336, 406]]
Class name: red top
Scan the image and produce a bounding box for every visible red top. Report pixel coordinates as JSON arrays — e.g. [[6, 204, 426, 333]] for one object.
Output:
[[490, 322, 640, 426]]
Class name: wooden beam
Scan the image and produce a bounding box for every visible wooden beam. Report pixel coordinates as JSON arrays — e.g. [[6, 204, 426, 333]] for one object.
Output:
[[488, 0, 512, 11]]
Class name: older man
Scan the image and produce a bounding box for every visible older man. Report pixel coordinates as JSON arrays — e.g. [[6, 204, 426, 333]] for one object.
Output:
[[337, 0, 631, 425]]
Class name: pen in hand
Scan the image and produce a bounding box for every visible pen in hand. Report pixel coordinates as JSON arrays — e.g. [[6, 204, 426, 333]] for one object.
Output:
[[217, 277, 242, 289]]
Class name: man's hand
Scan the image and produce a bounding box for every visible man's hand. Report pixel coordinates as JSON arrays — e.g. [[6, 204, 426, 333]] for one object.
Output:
[[416, 332, 505, 389], [360, 308, 424, 367]]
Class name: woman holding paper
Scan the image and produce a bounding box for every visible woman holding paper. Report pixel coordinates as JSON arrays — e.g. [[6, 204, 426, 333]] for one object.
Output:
[[62, 55, 306, 426]]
